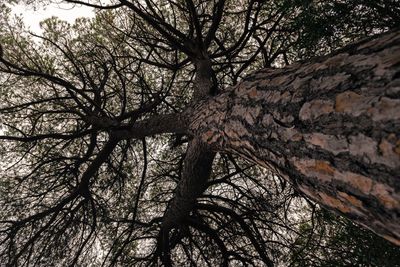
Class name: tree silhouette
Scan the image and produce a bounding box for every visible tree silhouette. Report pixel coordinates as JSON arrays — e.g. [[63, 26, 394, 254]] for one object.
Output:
[[0, 0, 399, 266]]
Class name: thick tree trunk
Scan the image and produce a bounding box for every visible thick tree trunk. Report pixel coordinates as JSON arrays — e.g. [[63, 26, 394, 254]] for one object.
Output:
[[162, 57, 216, 230], [189, 31, 400, 244], [158, 56, 217, 264]]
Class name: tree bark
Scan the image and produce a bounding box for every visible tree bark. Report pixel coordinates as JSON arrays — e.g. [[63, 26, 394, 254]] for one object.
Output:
[[158, 55, 217, 264], [189, 30, 400, 245], [161, 56, 216, 229]]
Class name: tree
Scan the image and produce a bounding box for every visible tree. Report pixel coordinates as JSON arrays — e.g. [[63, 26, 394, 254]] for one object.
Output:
[[0, 0, 399, 266], [188, 30, 400, 244], [289, 209, 400, 267]]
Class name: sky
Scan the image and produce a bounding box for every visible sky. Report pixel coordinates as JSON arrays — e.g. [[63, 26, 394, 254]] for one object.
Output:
[[10, 2, 95, 33]]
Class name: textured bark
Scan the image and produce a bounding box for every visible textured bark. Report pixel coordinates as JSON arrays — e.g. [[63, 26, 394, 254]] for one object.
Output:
[[189, 31, 400, 244], [160, 55, 216, 259], [115, 113, 187, 139], [162, 137, 215, 229], [162, 59, 215, 227]]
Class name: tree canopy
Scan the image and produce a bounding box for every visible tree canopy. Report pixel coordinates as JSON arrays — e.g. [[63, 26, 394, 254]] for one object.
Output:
[[0, 0, 399, 266]]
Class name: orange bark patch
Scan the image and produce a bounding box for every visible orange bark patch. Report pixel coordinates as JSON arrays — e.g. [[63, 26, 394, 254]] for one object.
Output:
[[248, 88, 258, 99], [299, 100, 334, 121], [351, 175, 373, 194], [338, 191, 364, 209], [319, 192, 351, 213], [293, 158, 375, 194], [338, 172, 374, 194], [292, 158, 399, 211], [335, 91, 363, 113], [314, 160, 335, 176], [371, 183, 399, 210], [292, 159, 335, 182], [379, 139, 393, 156]]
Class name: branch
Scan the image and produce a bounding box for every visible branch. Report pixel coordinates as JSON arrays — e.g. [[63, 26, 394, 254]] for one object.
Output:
[[65, 0, 124, 9], [0, 130, 93, 142], [204, 0, 226, 48], [185, 0, 203, 48], [119, 0, 194, 56], [115, 113, 187, 139]]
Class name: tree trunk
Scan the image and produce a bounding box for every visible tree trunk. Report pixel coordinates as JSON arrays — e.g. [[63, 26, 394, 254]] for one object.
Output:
[[189, 30, 400, 245], [158, 55, 217, 264], [162, 57, 216, 230]]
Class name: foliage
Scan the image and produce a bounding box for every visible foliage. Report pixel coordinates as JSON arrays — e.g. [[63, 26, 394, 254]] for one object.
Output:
[[289, 208, 400, 267]]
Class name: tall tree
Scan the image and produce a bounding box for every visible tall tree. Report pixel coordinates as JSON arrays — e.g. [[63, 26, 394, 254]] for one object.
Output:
[[0, 0, 399, 265]]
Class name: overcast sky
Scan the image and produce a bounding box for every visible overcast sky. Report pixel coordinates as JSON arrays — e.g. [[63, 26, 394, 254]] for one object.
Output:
[[10, 2, 95, 33]]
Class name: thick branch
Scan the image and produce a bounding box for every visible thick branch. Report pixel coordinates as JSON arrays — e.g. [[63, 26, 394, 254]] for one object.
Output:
[[189, 30, 400, 245], [162, 137, 214, 229], [158, 44, 217, 263], [115, 113, 187, 139], [119, 0, 194, 56]]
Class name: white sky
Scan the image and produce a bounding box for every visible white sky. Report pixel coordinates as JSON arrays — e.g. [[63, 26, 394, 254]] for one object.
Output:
[[10, 2, 95, 33]]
